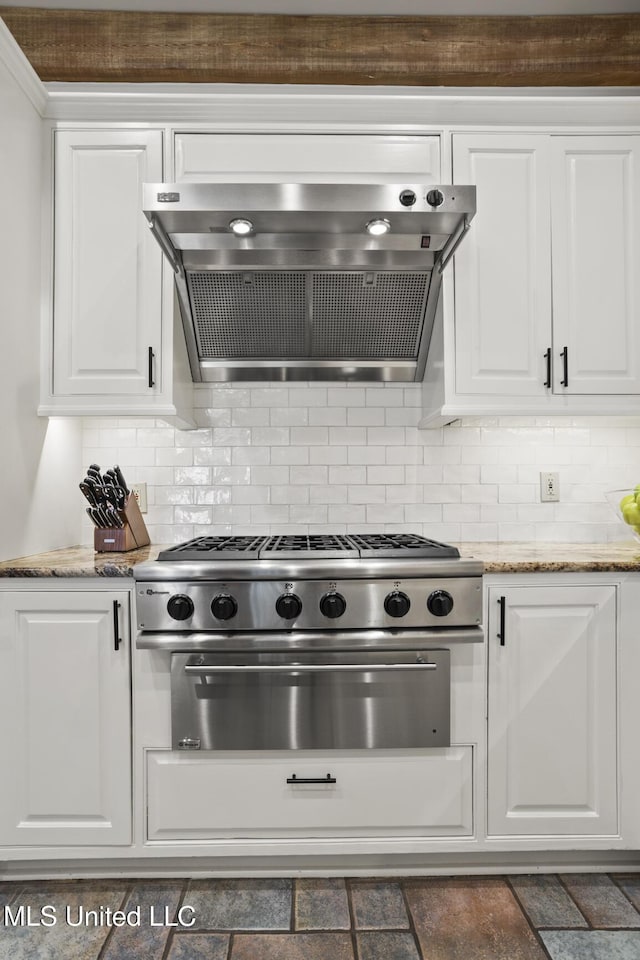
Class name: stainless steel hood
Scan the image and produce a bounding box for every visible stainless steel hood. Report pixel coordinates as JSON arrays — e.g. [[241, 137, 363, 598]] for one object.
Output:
[[143, 182, 476, 383]]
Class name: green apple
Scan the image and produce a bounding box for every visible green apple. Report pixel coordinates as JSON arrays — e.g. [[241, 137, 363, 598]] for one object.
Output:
[[620, 494, 636, 510], [623, 502, 640, 525]]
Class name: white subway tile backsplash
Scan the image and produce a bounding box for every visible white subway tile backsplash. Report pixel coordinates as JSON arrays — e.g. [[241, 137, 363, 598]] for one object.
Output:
[[80, 385, 639, 544], [329, 465, 367, 485], [348, 446, 386, 465], [270, 407, 309, 426], [291, 465, 329, 485]]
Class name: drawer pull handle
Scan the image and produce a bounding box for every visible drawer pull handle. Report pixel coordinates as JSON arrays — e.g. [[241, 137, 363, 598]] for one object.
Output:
[[148, 346, 155, 388], [287, 774, 336, 785]]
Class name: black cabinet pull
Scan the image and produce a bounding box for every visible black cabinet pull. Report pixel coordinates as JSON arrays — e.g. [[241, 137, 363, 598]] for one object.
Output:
[[497, 596, 506, 646], [113, 600, 122, 651], [560, 346, 568, 387], [286, 774, 336, 784], [544, 347, 551, 388], [148, 346, 155, 388]]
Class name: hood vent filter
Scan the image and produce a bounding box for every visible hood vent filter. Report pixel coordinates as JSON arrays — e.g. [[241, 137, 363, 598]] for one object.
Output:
[[188, 270, 430, 361]]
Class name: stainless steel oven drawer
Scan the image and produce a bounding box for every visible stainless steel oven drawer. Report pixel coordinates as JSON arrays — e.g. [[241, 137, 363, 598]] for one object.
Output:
[[170, 649, 450, 751]]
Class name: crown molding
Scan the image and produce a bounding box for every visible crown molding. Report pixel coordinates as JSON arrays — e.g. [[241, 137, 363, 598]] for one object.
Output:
[[42, 82, 640, 128], [0, 18, 47, 115]]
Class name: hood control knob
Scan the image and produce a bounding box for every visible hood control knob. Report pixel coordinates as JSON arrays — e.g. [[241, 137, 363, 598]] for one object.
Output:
[[167, 594, 194, 621], [399, 189, 417, 206], [384, 591, 411, 618], [211, 594, 238, 621], [320, 592, 346, 619], [426, 188, 445, 207], [276, 593, 302, 620], [427, 589, 454, 617]]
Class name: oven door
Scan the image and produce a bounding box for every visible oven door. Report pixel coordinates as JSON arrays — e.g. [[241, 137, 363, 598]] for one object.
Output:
[[171, 648, 450, 751]]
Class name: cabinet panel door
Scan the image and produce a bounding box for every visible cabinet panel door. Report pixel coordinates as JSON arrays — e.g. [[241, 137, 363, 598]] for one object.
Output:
[[487, 584, 617, 838], [53, 130, 163, 396], [453, 135, 551, 396], [0, 591, 131, 846], [551, 136, 640, 394], [174, 133, 440, 182]]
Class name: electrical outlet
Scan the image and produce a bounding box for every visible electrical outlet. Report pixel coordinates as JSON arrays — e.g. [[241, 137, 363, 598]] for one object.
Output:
[[540, 472, 560, 503], [131, 482, 148, 513]]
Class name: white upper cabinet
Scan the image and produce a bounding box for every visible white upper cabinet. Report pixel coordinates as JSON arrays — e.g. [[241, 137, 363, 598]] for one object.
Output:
[[423, 132, 640, 424], [551, 136, 640, 395], [453, 135, 552, 397], [173, 133, 441, 182], [41, 129, 193, 424]]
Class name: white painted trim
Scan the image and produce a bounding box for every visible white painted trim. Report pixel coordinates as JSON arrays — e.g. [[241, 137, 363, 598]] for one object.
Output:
[[2, 851, 640, 880], [43, 81, 640, 127], [0, 18, 47, 116]]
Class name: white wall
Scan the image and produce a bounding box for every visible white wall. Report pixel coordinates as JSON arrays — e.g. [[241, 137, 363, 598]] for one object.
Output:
[[81, 383, 640, 545], [0, 30, 82, 561]]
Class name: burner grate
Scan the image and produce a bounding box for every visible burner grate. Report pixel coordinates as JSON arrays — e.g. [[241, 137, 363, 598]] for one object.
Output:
[[260, 534, 359, 560], [156, 532, 460, 562], [157, 536, 267, 561], [347, 533, 460, 558]]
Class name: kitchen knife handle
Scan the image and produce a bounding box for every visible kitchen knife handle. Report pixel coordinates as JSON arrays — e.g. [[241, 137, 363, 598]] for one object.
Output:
[[560, 346, 568, 387], [112, 601, 122, 651], [497, 596, 506, 646], [544, 347, 551, 388], [148, 346, 155, 388]]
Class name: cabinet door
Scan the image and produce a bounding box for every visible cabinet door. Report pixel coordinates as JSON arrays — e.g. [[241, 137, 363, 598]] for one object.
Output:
[[174, 133, 440, 182], [487, 584, 617, 838], [0, 591, 131, 846], [53, 130, 163, 397], [551, 136, 640, 394], [452, 135, 552, 396]]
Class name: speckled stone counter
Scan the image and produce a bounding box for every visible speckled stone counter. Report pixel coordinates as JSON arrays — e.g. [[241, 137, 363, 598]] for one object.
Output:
[[457, 540, 640, 573], [1, 541, 640, 577], [0, 544, 162, 578]]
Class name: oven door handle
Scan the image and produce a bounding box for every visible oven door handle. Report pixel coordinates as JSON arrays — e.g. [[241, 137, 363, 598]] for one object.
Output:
[[184, 662, 438, 674]]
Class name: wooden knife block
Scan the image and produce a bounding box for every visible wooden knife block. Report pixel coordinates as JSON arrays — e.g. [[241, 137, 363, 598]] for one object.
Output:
[[94, 493, 151, 553]]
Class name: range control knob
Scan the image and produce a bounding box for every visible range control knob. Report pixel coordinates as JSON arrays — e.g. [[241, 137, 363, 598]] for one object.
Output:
[[320, 592, 347, 619], [167, 594, 194, 621], [211, 594, 238, 621], [426, 188, 445, 207], [276, 593, 302, 620], [399, 189, 417, 207], [384, 591, 411, 618], [427, 589, 454, 617]]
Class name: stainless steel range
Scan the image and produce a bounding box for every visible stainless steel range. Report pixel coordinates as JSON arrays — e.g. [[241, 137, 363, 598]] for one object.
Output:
[[134, 533, 483, 753]]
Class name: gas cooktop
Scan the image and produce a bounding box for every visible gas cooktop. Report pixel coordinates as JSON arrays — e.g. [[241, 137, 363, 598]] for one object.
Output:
[[157, 533, 461, 562]]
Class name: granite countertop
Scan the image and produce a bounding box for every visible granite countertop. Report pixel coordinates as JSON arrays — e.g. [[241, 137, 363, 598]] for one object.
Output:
[[0, 544, 162, 578], [1, 541, 640, 577]]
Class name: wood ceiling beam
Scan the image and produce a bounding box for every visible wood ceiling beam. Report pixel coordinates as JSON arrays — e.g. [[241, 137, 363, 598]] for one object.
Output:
[[1, 8, 639, 86]]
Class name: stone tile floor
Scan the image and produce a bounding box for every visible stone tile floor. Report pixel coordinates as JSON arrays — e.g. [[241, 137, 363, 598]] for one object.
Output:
[[2, 873, 640, 959]]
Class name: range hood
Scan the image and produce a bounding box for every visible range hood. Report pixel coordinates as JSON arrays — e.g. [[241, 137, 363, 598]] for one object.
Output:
[[143, 182, 476, 383]]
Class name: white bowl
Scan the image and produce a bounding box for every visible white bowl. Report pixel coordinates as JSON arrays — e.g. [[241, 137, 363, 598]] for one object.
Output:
[[605, 489, 640, 542]]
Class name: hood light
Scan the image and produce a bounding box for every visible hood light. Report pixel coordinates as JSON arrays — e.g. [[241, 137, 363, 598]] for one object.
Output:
[[229, 218, 254, 236], [365, 218, 391, 236]]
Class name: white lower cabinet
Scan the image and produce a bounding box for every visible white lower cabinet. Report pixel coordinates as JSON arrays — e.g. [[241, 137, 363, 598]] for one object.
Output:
[[486, 582, 618, 838], [0, 589, 132, 847], [146, 747, 473, 840]]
